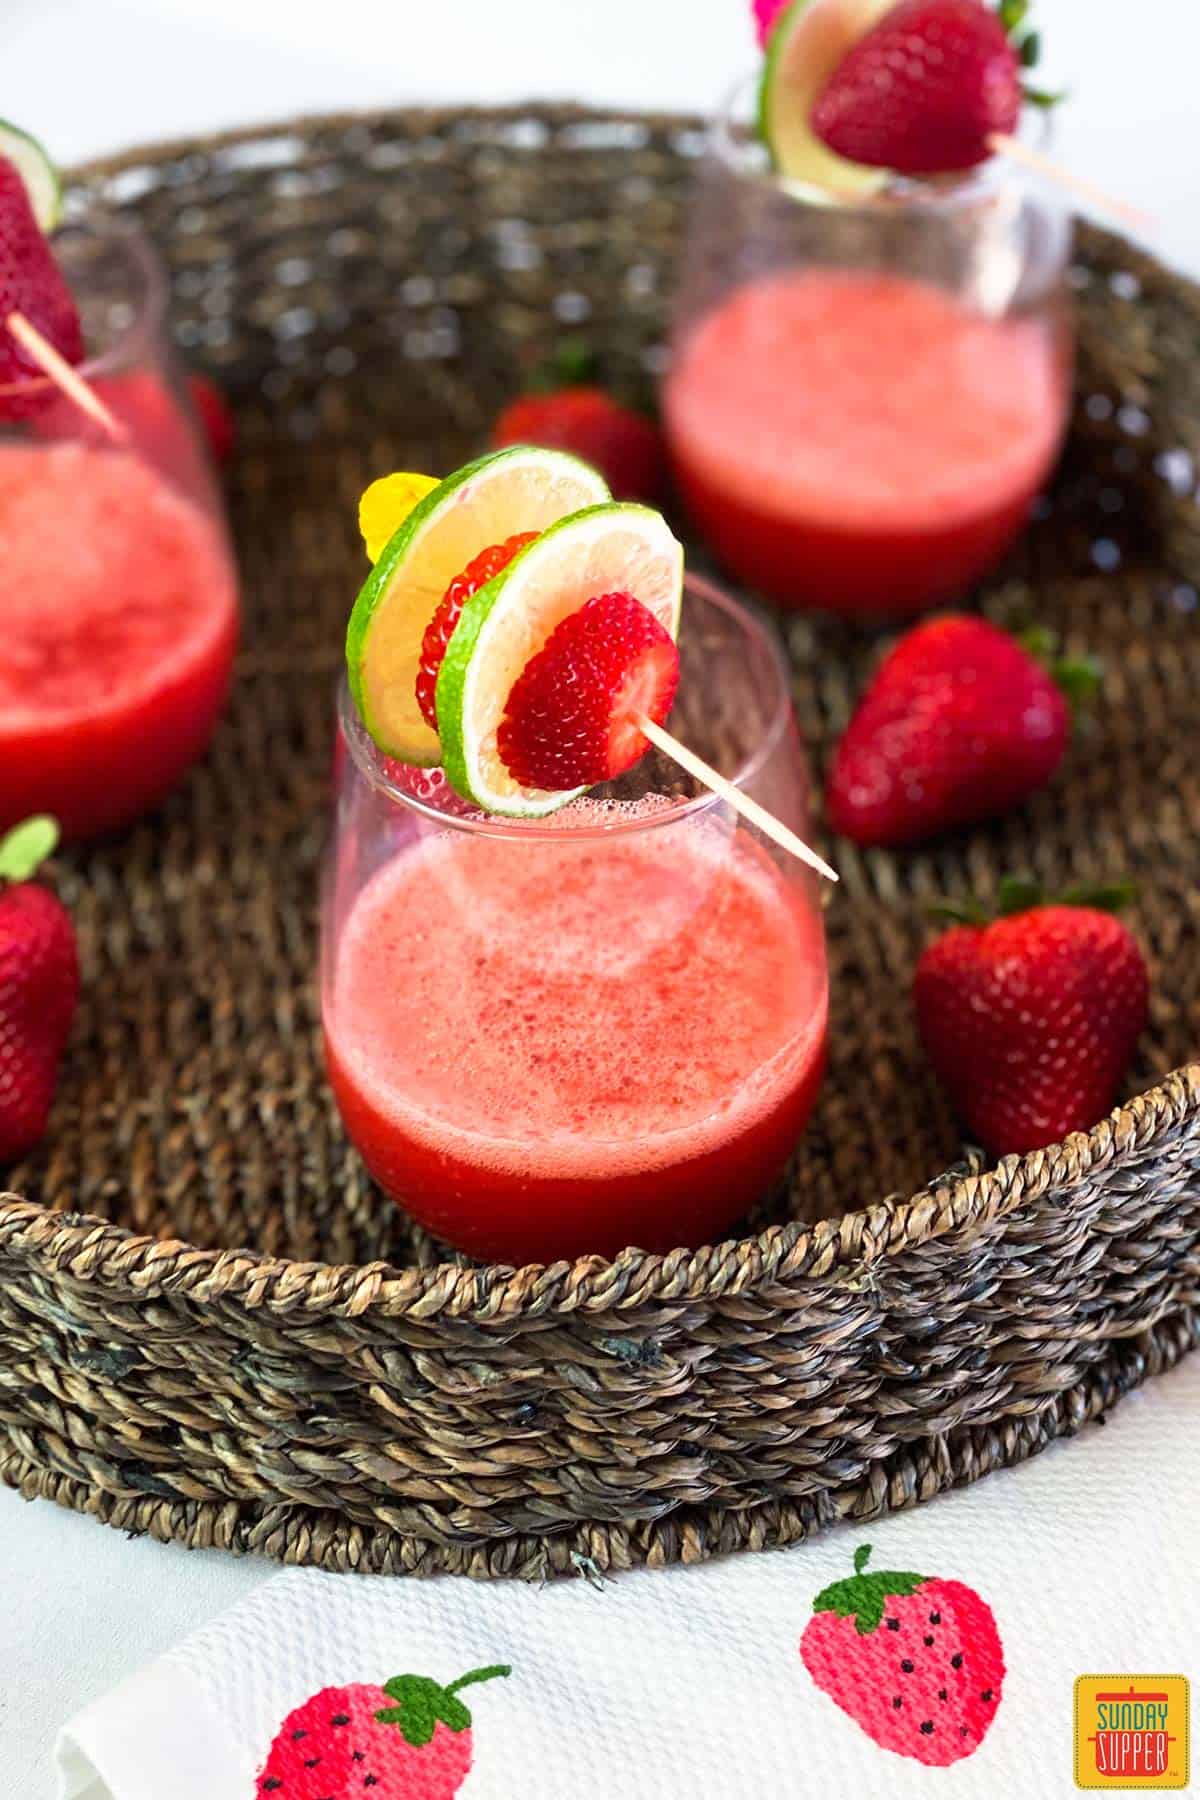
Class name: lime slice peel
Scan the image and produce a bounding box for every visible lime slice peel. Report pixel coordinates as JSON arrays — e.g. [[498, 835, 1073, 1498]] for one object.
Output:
[[758, 0, 896, 195], [0, 120, 62, 232], [346, 445, 611, 767]]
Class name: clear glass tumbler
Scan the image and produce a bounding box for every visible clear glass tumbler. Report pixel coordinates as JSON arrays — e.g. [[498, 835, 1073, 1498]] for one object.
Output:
[[323, 573, 829, 1267], [663, 81, 1074, 618], [0, 217, 238, 839]]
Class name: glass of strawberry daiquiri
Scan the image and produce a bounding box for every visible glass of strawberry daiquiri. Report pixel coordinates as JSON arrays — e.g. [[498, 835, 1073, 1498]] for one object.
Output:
[[323, 451, 829, 1266], [663, 2, 1074, 619], [0, 133, 238, 840]]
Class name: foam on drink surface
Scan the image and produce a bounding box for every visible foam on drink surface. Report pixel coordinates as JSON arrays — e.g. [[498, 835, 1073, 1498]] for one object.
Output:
[[665, 268, 1065, 530], [327, 807, 828, 1184]]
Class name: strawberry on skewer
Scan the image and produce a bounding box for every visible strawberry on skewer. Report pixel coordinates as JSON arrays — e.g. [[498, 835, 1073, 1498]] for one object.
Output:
[[0, 150, 83, 419], [811, 0, 1023, 174], [760, 0, 1149, 229]]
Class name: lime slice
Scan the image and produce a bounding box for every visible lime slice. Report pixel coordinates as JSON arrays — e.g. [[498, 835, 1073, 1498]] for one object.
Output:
[[438, 502, 684, 817], [346, 446, 611, 766], [0, 120, 61, 232], [759, 0, 896, 194]]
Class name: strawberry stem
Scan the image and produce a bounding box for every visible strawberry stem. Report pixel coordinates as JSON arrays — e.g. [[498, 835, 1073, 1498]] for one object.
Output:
[[0, 814, 59, 883], [444, 1665, 512, 1697]]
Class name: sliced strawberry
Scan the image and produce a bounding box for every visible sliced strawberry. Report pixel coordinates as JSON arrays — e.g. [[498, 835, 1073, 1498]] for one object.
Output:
[[415, 532, 539, 731], [497, 591, 680, 792], [811, 0, 1022, 174], [0, 157, 83, 417]]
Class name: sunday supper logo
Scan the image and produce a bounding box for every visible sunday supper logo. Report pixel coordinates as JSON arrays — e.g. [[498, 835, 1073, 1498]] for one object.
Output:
[[1074, 1677, 1190, 1790]]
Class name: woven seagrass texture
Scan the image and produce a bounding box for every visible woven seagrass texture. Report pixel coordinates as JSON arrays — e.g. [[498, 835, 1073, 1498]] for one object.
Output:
[[1, 107, 1198, 1578]]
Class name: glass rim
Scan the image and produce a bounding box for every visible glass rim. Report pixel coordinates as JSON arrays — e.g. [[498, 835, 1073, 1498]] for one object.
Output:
[[711, 71, 1061, 218], [338, 570, 795, 843], [0, 211, 169, 404]]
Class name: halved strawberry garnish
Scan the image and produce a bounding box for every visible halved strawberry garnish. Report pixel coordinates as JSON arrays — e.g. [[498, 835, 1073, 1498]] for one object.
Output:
[[497, 590, 680, 792], [811, 0, 1022, 174], [0, 156, 83, 416], [414, 531, 539, 730]]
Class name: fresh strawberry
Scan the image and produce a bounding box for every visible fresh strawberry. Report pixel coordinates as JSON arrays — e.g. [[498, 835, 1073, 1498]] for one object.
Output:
[[825, 616, 1095, 847], [811, 0, 1022, 173], [915, 882, 1149, 1154], [498, 591, 680, 791], [0, 817, 79, 1163], [415, 533, 539, 730], [753, 0, 789, 46], [801, 1543, 1005, 1766], [492, 387, 664, 504], [0, 156, 83, 417], [188, 370, 235, 465], [257, 1664, 509, 1800]]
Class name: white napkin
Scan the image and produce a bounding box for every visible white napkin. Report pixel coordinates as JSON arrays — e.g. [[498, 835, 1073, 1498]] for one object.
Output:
[[58, 1351, 1198, 1800]]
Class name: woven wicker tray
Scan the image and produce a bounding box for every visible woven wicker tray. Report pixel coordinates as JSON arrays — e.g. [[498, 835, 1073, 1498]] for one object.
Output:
[[1, 106, 1198, 1579]]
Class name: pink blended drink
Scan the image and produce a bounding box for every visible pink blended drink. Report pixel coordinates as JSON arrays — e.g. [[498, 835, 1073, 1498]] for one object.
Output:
[[665, 268, 1069, 618], [325, 810, 828, 1266], [0, 442, 238, 839]]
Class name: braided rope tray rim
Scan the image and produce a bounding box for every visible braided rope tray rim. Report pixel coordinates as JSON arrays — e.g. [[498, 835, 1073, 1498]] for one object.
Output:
[[2, 1067, 1198, 1318]]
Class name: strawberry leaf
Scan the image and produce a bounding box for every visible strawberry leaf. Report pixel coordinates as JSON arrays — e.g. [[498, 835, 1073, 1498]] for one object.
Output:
[[1059, 880, 1137, 914], [996, 875, 1043, 916], [528, 337, 599, 392], [376, 1676, 441, 1746], [811, 1544, 927, 1636], [996, 0, 1029, 33], [376, 1665, 511, 1744], [928, 899, 989, 927], [1018, 28, 1041, 67], [1054, 656, 1103, 708], [0, 814, 59, 883], [1023, 83, 1066, 109]]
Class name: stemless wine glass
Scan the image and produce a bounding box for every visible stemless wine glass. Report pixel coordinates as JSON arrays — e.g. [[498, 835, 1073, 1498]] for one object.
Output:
[[663, 80, 1074, 618], [323, 574, 829, 1267], [0, 217, 238, 839]]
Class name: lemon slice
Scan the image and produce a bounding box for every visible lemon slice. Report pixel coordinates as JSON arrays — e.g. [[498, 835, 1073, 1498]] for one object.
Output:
[[437, 502, 684, 817], [358, 472, 440, 563], [759, 0, 895, 194], [346, 446, 610, 766], [0, 120, 62, 231]]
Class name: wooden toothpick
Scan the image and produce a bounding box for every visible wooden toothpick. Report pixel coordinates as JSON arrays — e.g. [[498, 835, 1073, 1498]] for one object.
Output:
[[6, 310, 125, 441], [638, 715, 838, 884], [986, 135, 1153, 234]]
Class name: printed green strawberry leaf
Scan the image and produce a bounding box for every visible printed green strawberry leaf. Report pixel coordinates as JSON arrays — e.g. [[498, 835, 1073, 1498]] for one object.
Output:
[[376, 1665, 511, 1745], [811, 1543, 927, 1636], [0, 815, 58, 883]]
